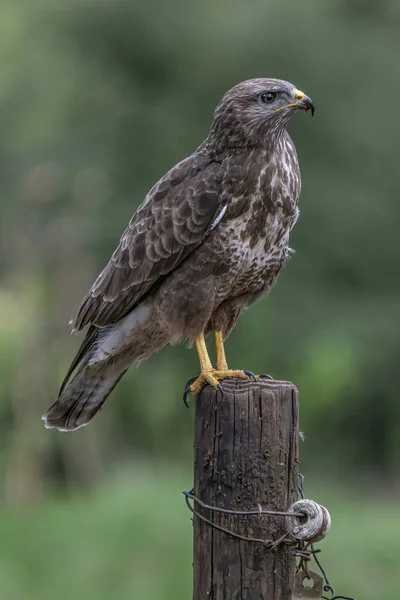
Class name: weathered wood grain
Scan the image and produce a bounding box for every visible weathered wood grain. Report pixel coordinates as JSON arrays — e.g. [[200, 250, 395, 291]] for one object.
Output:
[[193, 379, 299, 600]]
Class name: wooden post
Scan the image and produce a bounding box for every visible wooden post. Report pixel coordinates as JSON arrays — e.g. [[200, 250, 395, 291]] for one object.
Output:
[[193, 379, 299, 600]]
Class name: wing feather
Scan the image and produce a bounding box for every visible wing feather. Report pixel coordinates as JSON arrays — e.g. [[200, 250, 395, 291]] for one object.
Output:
[[72, 154, 225, 330]]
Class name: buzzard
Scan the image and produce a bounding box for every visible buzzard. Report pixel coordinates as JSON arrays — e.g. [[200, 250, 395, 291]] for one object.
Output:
[[43, 78, 314, 431]]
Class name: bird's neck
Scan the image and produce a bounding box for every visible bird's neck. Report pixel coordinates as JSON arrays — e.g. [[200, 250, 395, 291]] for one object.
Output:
[[200, 126, 290, 160]]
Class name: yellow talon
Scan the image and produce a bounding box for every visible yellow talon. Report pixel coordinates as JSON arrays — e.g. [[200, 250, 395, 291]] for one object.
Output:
[[189, 333, 253, 396], [190, 371, 219, 395], [189, 369, 252, 395]]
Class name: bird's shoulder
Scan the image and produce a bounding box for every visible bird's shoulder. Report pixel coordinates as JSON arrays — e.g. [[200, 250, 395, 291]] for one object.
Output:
[[137, 153, 220, 211]]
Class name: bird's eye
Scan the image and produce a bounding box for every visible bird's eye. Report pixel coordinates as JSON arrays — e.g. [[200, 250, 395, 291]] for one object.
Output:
[[261, 92, 277, 104]]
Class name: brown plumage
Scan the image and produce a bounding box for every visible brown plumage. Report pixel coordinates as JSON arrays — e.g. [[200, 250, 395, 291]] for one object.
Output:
[[43, 78, 314, 431]]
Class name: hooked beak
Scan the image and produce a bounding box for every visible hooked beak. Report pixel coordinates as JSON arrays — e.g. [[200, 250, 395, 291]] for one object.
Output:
[[293, 89, 315, 116], [274, 89, 315, 116]]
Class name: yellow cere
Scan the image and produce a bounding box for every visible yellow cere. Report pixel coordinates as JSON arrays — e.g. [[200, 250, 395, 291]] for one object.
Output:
[[275, 89, 305, 113], [294, 89, 305, 101]]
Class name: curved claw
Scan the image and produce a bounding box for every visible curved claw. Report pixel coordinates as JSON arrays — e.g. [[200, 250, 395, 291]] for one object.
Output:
[[183, 389, 191, 408], [259, 373, 273, 380], [183, 376, 199, 408], [243, 370, 256, 381], [183, 375, 226, 407]]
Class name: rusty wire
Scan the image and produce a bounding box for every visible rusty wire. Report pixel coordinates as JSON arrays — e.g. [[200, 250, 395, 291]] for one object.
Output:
[[183, 474, 356, 600], [183, 488, 305, 519], [184, 488, 295, 549]]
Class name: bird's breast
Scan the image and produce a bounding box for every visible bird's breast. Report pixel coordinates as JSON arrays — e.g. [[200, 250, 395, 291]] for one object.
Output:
[[213, 213, 291, 302], [213, 140, 301, 300], [260, 138, 301, 217]]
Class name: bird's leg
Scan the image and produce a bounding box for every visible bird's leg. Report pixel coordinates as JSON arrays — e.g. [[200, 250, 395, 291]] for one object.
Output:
[[212, 330, 256, 381], [196, 332, 214, 374], [189, 333, 223, 395], [214, 330, 228, 371], [188, 332, 255, 399], [214, 331, 269, 382]]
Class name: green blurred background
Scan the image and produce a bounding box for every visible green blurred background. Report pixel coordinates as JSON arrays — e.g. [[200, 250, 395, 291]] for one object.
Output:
[[0, 0, 399, 598]]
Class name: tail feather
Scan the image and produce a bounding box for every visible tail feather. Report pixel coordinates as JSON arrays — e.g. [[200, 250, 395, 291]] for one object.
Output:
[[42, 363, 128, 431], [59, 325, 98, 397], [45, 302, 154, 431]]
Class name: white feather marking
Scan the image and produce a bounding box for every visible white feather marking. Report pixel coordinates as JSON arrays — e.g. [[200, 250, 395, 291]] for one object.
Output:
[[42, 416, 89, 432], [210, 205, 227, 231], [90, 304, 151, 363]]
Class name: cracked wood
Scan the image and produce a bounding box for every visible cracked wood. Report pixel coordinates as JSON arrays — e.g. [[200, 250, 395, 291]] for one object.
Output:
[[193, 379, 299, 600]]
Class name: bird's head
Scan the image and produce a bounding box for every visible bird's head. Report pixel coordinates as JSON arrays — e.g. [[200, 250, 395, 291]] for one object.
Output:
[[208, 78, 314, 152]]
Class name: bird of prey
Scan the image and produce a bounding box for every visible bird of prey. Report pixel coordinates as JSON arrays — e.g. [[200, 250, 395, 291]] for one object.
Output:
[[43, 78, 314, 431]]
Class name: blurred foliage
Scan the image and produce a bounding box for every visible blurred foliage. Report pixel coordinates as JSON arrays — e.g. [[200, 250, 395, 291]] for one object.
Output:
[[1, 0, 400, 487], [0, 0, 399, 594]]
